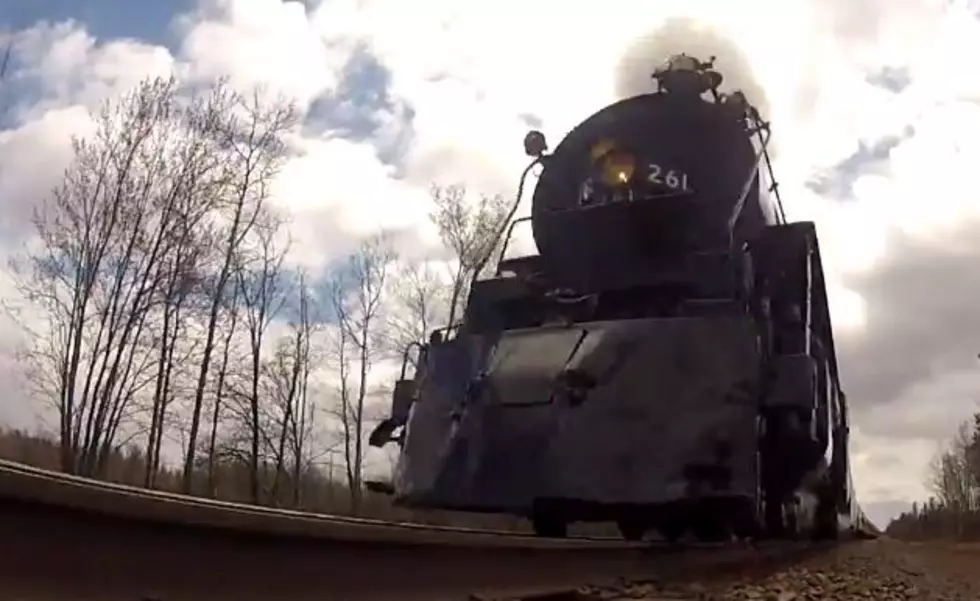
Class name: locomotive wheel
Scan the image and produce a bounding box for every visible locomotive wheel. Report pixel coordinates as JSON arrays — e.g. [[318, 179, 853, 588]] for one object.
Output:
[[731, 501, 759, 541], [732, 520, 756, 541], [691, 517, 729, 542], [785, 503, 801, 539], [658, 522, 685, 543], [616, 517, 647, 541], [812, 492, 840, 540], [763, 489, 789, 537], [532, 515, 568, 538], [531, 503, 568, 538]]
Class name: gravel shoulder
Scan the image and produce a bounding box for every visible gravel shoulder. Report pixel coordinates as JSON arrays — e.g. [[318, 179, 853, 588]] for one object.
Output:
[[570, 539, 980, 601], [895, 540, 980, 599]]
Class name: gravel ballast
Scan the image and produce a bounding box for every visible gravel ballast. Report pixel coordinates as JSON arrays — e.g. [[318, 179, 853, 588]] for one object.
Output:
[[555, 539, 980, 601]]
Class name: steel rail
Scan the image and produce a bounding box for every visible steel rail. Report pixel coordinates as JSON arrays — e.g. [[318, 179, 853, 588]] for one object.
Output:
[[0, 459, 851, 600], [0, 458, 631, 547]]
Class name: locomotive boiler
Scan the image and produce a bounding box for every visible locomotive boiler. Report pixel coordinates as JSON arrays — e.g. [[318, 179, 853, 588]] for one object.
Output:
[[369, 54, 873, 541]]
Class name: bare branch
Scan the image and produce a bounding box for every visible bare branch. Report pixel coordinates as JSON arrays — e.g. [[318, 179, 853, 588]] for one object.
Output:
[[428, 184, 509, 328]]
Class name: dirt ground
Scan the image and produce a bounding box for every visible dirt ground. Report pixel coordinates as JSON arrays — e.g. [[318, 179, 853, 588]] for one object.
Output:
[[571, 538, 980, 601]]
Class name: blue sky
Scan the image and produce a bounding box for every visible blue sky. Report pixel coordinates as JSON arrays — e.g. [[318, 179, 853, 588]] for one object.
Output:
[[2, 0, 415, 164], [2, 0, 196, 48]]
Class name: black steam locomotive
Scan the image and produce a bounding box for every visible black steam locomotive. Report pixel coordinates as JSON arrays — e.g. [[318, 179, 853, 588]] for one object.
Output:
[[369, 54, 875, 541]]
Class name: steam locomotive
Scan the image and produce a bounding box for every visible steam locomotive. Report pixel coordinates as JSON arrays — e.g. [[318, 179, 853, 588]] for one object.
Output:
[[369, 54, 876, 541]]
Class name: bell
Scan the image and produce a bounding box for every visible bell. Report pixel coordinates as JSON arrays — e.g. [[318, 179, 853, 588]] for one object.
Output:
[[523, 130, 548, 157]]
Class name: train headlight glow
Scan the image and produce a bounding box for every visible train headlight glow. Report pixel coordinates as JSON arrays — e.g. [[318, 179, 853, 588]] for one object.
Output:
[[598, 151, 636, 187]]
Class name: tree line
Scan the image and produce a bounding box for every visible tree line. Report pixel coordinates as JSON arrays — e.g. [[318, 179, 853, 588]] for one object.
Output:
[[886, 413, 980, 540], [2, 74, 513, 517]]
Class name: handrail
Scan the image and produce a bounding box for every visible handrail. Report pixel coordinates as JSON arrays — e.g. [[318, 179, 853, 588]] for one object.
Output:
[[399, 341, 425, 379], [472, 156, 542, 287], [727, 122, 771, 236], [495, 216, 533, 274], [759, 130, 787, 223], [803, 241, 814, 357]]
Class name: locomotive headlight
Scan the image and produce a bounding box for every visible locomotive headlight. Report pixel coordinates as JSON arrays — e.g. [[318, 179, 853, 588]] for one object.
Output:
[[598, 151, 636, 187]]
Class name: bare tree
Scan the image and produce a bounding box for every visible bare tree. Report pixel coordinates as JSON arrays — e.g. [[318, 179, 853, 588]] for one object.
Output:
[[290, 330, 317, 507], [966, 413, 980, 490], [267, 271, 318, 505], [0, 34, 13, 114], [181, 87, 298, 493], [143, 90, 227, 488], [235, 216, 290, 503], [428, 184, 509, 328], [385, 260, 447, 363], [205, 274, 242, 496], [292, 275, 317, 504], [382, 184, 509, 373], [328, 233, 396, 512], [0, 36, 11, 81], [10, 77, 226, 476], [928, 421, 979, 537]]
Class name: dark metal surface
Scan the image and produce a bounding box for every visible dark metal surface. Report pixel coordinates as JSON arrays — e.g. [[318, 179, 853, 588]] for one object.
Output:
[[395, 316, 762, 514], [530, 92, 773, 293]]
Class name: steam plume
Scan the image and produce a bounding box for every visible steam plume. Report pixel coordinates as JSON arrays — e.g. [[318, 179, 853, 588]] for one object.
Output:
[[613, 17, 770, 120]]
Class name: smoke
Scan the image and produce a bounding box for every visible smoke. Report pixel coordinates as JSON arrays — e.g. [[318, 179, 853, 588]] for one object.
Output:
[[613, 17, 771, 121]]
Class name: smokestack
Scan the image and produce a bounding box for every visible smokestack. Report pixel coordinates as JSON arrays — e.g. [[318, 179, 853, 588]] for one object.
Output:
[[613, 17, 771, 122]]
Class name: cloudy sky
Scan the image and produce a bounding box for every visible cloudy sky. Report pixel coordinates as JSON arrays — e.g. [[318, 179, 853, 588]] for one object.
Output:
[[3, 0, 980, 527]]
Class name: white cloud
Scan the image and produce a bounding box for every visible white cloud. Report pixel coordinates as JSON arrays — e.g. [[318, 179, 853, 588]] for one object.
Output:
[[5, 0, 980, 525], [272, 136, 437, 268], [0, 105, 94, 239], [177, 0, 350, 108], [10, 21, 176, 119]]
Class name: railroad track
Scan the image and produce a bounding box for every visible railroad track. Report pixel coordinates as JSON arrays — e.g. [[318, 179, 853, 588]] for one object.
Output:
[[0, 459, 852, 601]]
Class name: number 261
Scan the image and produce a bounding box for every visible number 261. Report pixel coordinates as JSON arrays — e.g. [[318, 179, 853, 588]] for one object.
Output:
[[647, 164, 689, 190]]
